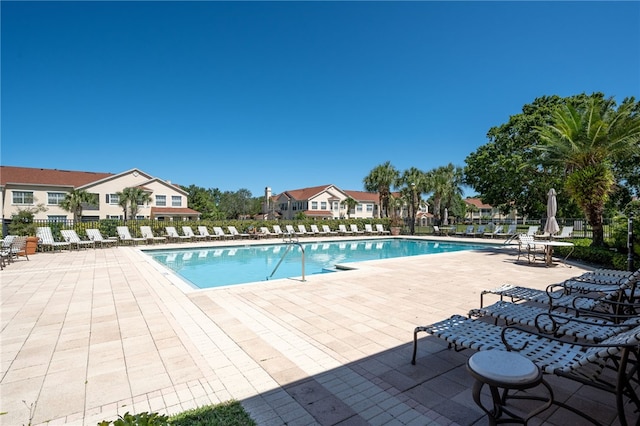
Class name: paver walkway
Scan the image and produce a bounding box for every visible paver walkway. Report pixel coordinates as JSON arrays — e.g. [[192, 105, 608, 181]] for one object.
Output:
[[1, 236, 636, 425]]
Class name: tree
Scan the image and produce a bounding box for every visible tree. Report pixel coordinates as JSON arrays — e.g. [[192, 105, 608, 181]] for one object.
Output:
[[341, 197, 358, 219], [429, 164, 464, 225], [398, 167, 430, 234], [182, 184, 221, 220], [363, 161, 400, 218], [60, 189, 96, 223], [116, 187, 152, 220], [536, 97, 640, 246]]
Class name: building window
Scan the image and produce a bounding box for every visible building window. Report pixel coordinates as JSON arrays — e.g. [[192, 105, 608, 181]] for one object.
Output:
[[48, 192, 66, 205], [366, 204, 373, 213], [332, 201, 338, 210], [106, 194, 120, 204], [357, 204, 363, 212], [321, 201, 327, 210], [311, 201, 318, 210], [107, 215, 121, 219], [171, 196, 181, 207], [156, 195, 166, 206], [48, 215, 67, 222], [12, 191, 34, 205]]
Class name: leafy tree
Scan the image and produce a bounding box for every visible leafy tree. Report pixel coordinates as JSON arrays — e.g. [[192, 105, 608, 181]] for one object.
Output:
[[116, 187, 152, 220], [182, 184, 221, 220], [398, 167, 430, 234], [363, 161, 400, 218], [536, 97, 640, 246], [428, 163, 464, 225], [218, 189, 254, 219], [341, 197, 358, 219], [60, 189, 97, 223]]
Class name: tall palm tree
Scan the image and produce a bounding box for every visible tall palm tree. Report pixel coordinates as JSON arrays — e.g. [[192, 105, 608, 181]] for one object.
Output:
[[430, 164, 464, 225], [60, 189, 96, 224], [117, 187, 152, 220], [398, 167, 430, 234], [363, 161, 400, 218], [341, 197, 358, 219], [536, 98, 640, 246]]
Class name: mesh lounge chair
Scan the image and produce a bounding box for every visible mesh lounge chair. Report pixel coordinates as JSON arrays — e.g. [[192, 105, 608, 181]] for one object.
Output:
[[411, 315, 640, 425], [455, 225, 474, 237], [165, 226, 192, 242], [552, 226, 574, 239], [310, 224, 327, 236], [61, 229, 96, 250], [350, 224, 365, 235], [140, 226, 167, 244], [483, 225, 502, 238], [322, 225, 339, 236], [86, 229, 118, 248], [338, 224, 354, 236], [117, 226, 147, 246], [197, 226, 218, 240], [37, 227, 71, 252], [495, 224, 516, 239], [182, 226, 206, 241], [376, 224, 390, 235]]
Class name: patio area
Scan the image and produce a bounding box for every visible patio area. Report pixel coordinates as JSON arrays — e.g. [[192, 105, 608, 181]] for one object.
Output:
[[1, 236, 635, 425]]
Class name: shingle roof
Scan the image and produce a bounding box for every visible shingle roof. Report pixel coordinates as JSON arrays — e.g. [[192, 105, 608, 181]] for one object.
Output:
[[150, 207, 200, 215], [465, 197, 492, 209], [0, 166, 114, 187], [343, 190, 379, 202], [285, 184, 338, 200]]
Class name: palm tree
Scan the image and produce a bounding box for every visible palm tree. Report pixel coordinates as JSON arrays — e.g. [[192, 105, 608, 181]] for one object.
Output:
[[398, 167, 430, 234], [363, 161, 400, 218], [341, 197, 358, 219], [117, 187, 152, 220], [536, 97, 640, 246], [60, 189, 96, 224], [429, 164, 464, 225]]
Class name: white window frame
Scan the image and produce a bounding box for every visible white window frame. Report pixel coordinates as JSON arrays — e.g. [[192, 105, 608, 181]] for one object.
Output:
[[12, 191, 34, 205], [48, 215, 67, 222], [106, 194, 120, 205], [48, 192, 66, 205], [155, 195, 166, 207], [311, 201, 318, 210], [171, 196, 182, 207]]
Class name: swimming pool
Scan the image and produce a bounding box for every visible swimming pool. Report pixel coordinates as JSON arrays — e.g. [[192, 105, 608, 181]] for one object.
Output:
[[145, 238, 493, 290]]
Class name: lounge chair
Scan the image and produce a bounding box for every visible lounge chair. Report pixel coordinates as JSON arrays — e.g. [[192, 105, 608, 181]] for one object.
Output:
[[117, 226, 147, 246], [516, 234, 545, 263], [472, 225, 486, 237], [526, 225, 539, 236], [350, 224, 365, 235], [338, 224, 354, 236], [310, 224, 327, 236], [183, 226, 207, 241], [61, 229, 96, 250], [86, 229, 118, 248], [37, 227, 71, 251], [284, 224, 302, 236], [272, 225, 285, 236], [495, 224, 516, 239], [322, 225, 339, 236], [197, 226, 219, 241], [297, 224, 315, 236], [364, 224, 379, 235], [140, 226, 167, 244], [213, 226, 232, 239], [410, 315, 640, 424], [260, 226, 277, 237], [375, 224, 390, 235], [227, 226, 250, 239], [483, 224, 503, 238], [6, 236, 29, 261], [552, 226, 573, 239], [455, 225, 474, 237], [165, 226, 192, 242]]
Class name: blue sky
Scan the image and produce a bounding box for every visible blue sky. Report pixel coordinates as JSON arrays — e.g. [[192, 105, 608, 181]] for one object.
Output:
[[2, 1, 639, 198]]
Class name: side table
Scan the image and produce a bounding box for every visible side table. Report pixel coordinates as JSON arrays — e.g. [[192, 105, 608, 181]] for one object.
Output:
[[467, 350, 553, 425]]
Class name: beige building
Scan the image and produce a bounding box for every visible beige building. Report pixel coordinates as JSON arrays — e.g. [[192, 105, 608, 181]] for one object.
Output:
[[1, 166, 200, 223], [464, 197, 517, 223]]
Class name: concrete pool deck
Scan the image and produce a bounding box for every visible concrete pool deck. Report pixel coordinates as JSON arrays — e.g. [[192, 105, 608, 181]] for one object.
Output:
[[0, 235, 635, 425]]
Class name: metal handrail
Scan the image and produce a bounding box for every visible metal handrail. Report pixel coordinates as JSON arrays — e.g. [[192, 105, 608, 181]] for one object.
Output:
[[268, 238, 305, 282]]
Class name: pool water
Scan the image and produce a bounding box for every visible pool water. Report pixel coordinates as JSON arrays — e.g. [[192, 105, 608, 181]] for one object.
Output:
[[146, 238, 492, 289]]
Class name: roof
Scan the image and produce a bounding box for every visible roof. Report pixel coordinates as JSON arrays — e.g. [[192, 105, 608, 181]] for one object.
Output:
[[284, 184, 343, 200], [150, 207, 200, 216], [465, 197, 493, 209], [303, 210, 333, 217], [343, 190, 379, 202], [0, 166, 114, 187]]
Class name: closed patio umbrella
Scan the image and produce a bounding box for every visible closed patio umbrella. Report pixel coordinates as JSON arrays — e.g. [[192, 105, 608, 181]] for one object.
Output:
[[443, 208, 448, 226], [544, 188, 560, 238]]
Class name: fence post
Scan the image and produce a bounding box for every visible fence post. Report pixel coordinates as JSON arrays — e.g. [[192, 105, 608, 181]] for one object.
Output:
[[629, 213, 635, 272]]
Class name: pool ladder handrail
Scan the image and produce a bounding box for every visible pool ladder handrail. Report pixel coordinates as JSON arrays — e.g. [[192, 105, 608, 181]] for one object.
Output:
[[269, 236, 305, 282]]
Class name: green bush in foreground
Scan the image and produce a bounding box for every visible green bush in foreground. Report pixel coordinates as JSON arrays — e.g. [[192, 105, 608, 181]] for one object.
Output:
[[98, 401, 256, 426]]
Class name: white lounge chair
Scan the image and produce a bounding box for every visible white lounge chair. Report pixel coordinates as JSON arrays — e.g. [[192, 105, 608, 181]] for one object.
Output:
[[495, 224, 517, 239], [197, 226, 219, 240], [483, 225, 503, 238], [140, 226, 167, 244], [183, 226, 207, 241], [86, 229, 118, 248], [285, 224, 301, 236], [260, 226, 277, 237], [350, 224, 365, 235], [553, 226, 574, 239], [61, 229, 96, 250], [456, 225, 474, 237], [227, 226, 250, 239], [272, 225, 285, 236], [213, 226, 232, 239], [375, 224, 390, 235], [298, 224, 315, 236], [310, 224, 327, 236], [322, 225, 339, 235], [37, 226, 71, 251], [338, 224, 354, 236], [117, 226, 147, 245], [165, 226, 192, 242], [364, 224, 379, 235]]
